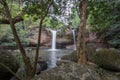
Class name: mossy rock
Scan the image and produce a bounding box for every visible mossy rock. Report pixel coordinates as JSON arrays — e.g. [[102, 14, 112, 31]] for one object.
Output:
[[0, 50, 19, 80], [94, 49, 120, 72]]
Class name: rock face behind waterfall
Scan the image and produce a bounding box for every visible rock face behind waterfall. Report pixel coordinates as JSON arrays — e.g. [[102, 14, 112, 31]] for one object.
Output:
[[94, 48, 120, 72], [0, 50, 19, 80]]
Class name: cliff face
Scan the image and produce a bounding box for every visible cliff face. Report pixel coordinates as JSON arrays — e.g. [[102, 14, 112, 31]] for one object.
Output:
[[28, 27, 75, 49]]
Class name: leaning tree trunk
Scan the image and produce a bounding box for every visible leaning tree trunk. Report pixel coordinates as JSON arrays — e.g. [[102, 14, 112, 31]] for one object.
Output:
[[33, 17, 43, 75], [33, 0, 53, 76], [1, 0, 33, 80], [77, 0, 88, 64]]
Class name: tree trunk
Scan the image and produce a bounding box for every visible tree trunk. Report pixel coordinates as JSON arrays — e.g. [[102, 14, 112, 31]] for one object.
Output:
[[77, 0, 88, 64], [0, 14, 23, 24], [1, 0, 33, 80]]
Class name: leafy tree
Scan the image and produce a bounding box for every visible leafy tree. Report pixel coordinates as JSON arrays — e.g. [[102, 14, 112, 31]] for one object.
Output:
[[0, 22, 28, 46], [87, 0, 120, 31], [22, 0, 56, 75]]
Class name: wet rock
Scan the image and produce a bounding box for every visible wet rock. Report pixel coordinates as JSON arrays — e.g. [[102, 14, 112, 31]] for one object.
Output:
[[0, 50, 19, 80], [95, 48, 120, 72], [37, 61, 48, 74]]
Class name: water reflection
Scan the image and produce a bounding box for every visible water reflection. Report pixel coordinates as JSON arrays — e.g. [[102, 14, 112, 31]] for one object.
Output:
[[48, 51, 56, 69]]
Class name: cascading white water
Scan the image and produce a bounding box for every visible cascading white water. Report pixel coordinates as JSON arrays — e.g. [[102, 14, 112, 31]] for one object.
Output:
[[50, 30, 57, 50], [72, 29, 76, 50]]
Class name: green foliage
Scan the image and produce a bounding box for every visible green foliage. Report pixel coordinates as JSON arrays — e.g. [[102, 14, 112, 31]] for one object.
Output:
[[105, 22, 120, 48], [87, 0, 115, 31], [9, 2, 21, 18], [69, 9, 80, 28], [22, 0, 69, 30], [87, 0, 120, 48], [0, 25, 9, 39], [87, 0, 120, 31], [0, 1, 22, 19], [43, 16, 64, 29], [0, 22, 29, 46], [22, 0, 54, 19]]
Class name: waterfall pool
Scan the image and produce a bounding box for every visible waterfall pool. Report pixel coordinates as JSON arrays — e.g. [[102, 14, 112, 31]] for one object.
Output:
[[14, 49, 74, 69]]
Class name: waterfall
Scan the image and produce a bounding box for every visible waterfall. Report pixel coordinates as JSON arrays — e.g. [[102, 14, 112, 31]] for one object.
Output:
[[72, 29, 76, 50], [50, 30, 57, 50]]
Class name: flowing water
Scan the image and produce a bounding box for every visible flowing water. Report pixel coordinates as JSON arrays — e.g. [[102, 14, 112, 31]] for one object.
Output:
[[50, 30, 57, 50], [72, 29, 76, 50]]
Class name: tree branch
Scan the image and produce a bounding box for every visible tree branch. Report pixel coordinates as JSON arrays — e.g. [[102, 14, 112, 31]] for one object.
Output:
[[0, 63, 21, 80], [0, 14, 24, 24], [43, 0, 53, 19]]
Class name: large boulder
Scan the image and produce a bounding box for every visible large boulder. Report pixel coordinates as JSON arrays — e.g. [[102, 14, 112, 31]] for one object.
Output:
[[33, 62, 102, 80], [61, 51, 78, 62], [34, 61, 120, 80], [0, 50, 19, 80], [94, 48, 120, 72]]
